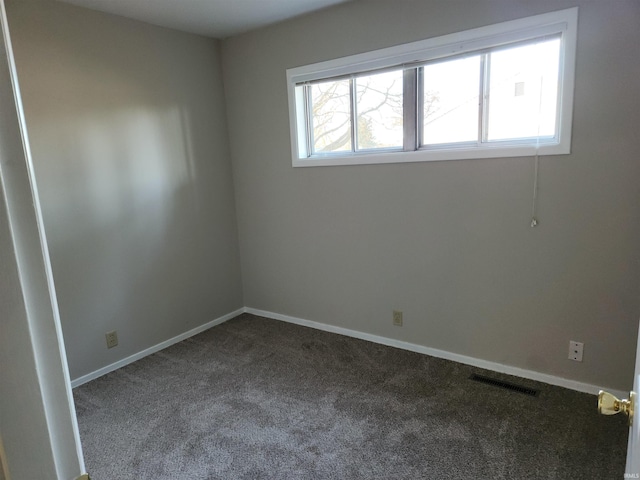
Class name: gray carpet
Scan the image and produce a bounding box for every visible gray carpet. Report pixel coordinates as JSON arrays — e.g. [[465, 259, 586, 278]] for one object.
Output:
[[74, 313, 628, 479]]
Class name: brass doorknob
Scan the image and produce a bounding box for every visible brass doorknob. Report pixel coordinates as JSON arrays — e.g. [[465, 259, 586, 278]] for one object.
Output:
[[598, 390, 635, 426]]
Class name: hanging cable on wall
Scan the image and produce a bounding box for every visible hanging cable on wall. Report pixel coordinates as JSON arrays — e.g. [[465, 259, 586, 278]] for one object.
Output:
[[530, 63, 545, 228], [530, 143, 540, 228]]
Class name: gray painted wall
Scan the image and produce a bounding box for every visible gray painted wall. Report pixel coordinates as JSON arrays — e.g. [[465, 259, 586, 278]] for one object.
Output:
[[6, 0, 243, 380], [221, 0, 640, 391]]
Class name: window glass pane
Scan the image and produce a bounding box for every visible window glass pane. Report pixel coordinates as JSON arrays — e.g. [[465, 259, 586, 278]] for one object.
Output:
[[311, 79, 352, 153], [486, 38, 560, 141], [422, 56, 481, 145], [355, 70, 403, 150]]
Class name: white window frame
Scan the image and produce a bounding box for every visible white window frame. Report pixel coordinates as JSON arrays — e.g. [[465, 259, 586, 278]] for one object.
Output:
[[286, 7, 578, 168]]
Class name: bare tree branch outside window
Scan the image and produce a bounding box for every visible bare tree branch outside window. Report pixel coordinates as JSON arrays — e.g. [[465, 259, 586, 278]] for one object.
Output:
[[310, 70, 442, 154]]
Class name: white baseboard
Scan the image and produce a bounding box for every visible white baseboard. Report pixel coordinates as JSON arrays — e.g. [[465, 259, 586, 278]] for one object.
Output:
[[245, 307, 626, 399], [71, 305, 626, 400], [70, 308, 244, 388]]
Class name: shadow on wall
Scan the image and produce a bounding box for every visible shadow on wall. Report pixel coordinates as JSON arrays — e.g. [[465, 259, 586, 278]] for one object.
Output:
[[33, 100, 216, 373]]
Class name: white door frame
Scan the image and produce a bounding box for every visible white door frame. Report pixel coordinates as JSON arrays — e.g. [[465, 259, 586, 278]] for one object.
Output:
[[0, 0, 85, 478], [626, 319, 640, 476]]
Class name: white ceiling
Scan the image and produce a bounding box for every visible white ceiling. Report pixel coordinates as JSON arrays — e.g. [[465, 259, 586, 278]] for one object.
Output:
[[56, 0, 352, 39]]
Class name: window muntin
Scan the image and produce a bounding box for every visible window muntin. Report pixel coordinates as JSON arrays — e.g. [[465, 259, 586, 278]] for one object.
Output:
[[418, 35, 562, 148], [287, 8, 578, 167], [307, 69, 405, 155]]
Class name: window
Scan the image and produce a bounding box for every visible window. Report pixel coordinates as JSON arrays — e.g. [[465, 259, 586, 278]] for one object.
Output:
[[287, 8, 578, 167]]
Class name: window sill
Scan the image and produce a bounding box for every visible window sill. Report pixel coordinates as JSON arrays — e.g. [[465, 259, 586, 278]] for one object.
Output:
[[292, 142, 569, 168]]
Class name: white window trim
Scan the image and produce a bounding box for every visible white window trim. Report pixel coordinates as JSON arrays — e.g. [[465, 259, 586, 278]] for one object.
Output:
[[286, 7, 578, 168]]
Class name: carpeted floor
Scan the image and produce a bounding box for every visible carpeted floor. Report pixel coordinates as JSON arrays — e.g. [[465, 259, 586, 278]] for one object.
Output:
[[73, 313, 628, 479]]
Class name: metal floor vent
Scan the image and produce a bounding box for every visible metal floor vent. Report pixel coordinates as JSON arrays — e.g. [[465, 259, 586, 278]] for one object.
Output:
[[469, 374, 539, 397]]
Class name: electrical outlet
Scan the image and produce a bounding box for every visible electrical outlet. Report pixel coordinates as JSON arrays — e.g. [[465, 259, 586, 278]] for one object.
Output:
[[568, 340, 583, 362], [105, 330, 118, 349], [393, 310, 403, 327]]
